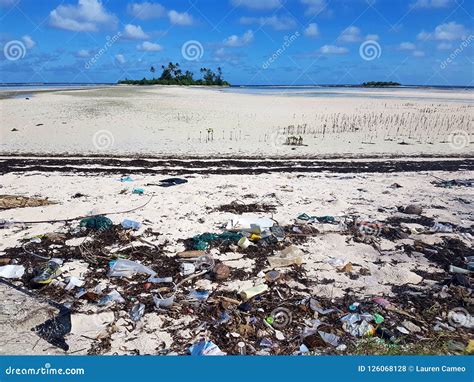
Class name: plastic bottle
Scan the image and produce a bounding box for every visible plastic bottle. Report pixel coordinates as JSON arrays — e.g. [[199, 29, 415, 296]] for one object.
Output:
[[237, 342, 246, 355], [148, 276, 173, 283], [240, 284, 268, 300], [376, 327, 397, 343]]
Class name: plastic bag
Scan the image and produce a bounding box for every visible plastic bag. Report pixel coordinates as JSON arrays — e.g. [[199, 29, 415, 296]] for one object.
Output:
[[108, 259, 156, 278], [153, 294, 175, 309], [0, 264, 25, 279], [268, 246, 303, 268], [98, 290, 125, 306]]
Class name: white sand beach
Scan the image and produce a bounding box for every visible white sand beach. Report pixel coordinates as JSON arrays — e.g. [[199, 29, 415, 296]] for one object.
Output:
[[1, 86, 472, 157]]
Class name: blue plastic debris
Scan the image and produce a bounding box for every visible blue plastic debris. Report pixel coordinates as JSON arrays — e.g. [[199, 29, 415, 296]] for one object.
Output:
[[121, 219, 142, 230]]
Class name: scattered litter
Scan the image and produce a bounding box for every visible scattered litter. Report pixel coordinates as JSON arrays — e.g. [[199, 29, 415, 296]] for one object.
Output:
[[98, 290, 125, 306], [268, 246, 303, 268], [396, 326, 410, 335], [158, 178, 188, 187], [0, 264, 25, 279], [187, 290, 209, 301], [297, 213, 337, 224], [80, 216, 113, 231], [192, 232, 242, 250], [432, 178, 473, 188], [121, 219, 142, 230], [153, 294, 175, 309], [240, 284, 268, 300], [108, 259, 156, 278], [32, 259, 63, 285], [0, 177, 471, 356], [132, 188, 145, 195], [430, 222, 453, 233], [65, 276, 84, 291], [130, 303, 145, 322], [318, 331, 340, 347], [189, 340, 226, 356], [180, 263, 196, 276], [226, 216, 274, 231]]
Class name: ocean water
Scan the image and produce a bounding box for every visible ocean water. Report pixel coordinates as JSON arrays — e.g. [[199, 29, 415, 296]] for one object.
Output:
[[221, 85, 474, 102], [0, 83, 113, 91], [1, 83, 472, 103]]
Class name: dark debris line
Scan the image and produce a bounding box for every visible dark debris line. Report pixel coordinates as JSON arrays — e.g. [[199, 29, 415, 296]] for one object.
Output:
[[0, 157, 473, 175]]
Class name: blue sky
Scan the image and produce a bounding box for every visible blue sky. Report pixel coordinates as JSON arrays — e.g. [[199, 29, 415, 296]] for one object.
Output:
[[0, 0, 473, 85]]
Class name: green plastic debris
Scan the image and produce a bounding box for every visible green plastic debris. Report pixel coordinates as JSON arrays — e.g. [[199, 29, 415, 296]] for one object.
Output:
[[132, 188, 145, 195], [192, 232, 243, 250], [297, 213, 335, 223], [80, 216, 113, 231], [265, 316, 274, 325], [374, 313, 385, 324]]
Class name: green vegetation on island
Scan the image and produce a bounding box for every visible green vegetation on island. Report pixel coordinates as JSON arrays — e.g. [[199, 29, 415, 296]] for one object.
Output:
[[118, 62, 230, 86], [362, 81, 401, 87]]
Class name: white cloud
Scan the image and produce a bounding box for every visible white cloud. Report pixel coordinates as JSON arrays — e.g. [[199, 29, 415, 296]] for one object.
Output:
[[418, 22, 468, 41], [301, 0, 328, 16], [115, 54, 125, 64], [417, 30, 431, 40], [339, 26, 362, 43], [137, 41, 163, 51], [77, 49, 91, 57], [213, 47, 240, 64], [304, 23, 319, 38], [366, 34, 379, 41], [437, 42, 452, 50], [168, 10, 193, 25], [410, 0, 452, 9], [230, 0, 281, 10], [49, 0, 117, 32], [399, 42, 416, 50], [319, 45, 348, 54], [240, 15, 296, 30], [413, 50, 425, 57], [223, 30, 254, 47], [21, 35, 35, 49], [433, 22, 468, 41], [127, 2, 165, 19], [123, 24, 149, 39]]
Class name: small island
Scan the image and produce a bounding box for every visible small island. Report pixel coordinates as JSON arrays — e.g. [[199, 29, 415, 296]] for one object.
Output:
[[361, 81, 401, 87], [118, 62, 230, 86]]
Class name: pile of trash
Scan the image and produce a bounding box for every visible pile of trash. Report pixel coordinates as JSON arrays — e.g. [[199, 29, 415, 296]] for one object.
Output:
[[0, 198, 472, 355]]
